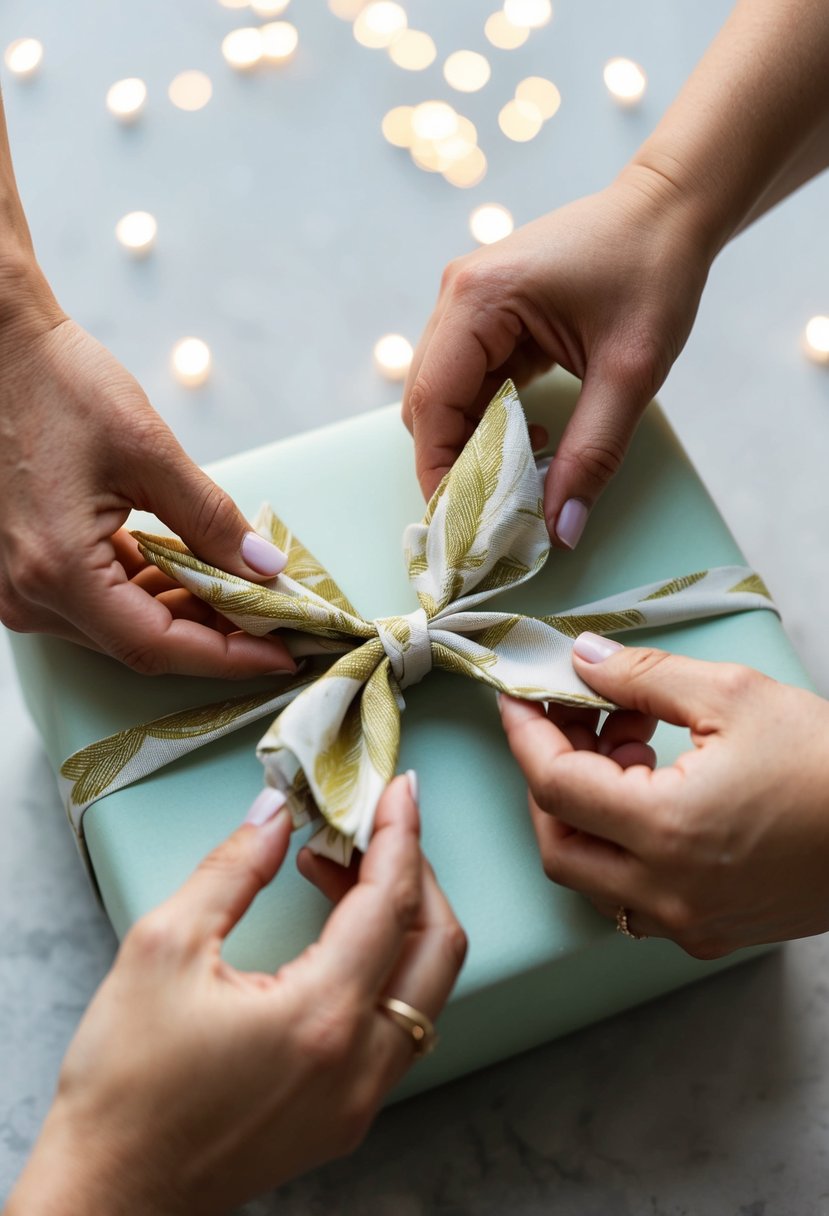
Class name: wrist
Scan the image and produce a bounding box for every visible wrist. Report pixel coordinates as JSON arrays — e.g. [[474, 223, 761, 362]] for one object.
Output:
[[0, 250, 65, 368], [607, 158, 723, 285], [6, 1098, 176, 1216]]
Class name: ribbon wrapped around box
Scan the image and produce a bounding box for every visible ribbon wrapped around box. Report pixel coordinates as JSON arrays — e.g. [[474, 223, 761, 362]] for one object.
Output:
[[7, 370, 814, 1099]]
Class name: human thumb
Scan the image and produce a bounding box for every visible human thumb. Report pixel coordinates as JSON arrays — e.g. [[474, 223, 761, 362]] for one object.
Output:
[[133, 436, 287, 580], [163, 790, 292, 944], [544, 360, 654, 550], [571, 633, 729, 730]]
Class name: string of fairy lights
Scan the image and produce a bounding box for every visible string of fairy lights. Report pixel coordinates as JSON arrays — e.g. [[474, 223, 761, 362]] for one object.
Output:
[[3, 6, 829, 388]]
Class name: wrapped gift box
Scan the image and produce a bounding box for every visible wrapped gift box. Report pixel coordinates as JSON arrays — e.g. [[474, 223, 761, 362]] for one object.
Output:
[[8, 370, 812, 1099]]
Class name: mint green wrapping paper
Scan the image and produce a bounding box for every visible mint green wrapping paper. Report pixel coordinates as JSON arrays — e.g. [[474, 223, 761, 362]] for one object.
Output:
[[8, 370, 813, 1100]]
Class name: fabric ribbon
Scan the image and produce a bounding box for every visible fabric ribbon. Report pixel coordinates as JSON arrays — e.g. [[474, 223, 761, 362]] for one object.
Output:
[[59, 381, 776, 865]]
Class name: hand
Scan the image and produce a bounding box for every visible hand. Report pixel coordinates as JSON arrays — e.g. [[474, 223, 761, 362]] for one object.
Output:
[[0, 274, 293, 678], [402, 166, 713, 547], [498, 633, 829, 958], [7, 775, 465, 1214]]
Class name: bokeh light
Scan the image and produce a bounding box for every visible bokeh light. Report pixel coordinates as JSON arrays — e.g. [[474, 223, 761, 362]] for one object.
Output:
[[168, 70, 213, 112], [222, 27, 264, 70], [443, 50, 491, 93], [374, 333, 413, 379], [411, 100, 458, 142], [106, 77, 147, 121], [515, 76, 560, 119], [443, 146, 487, 189], [498, 98, 543, 141], [115, 211, 158, 256], [328, 0, 366, 17], [251, 0, 291, 15], [382, 104, 415, 147], [484, 12, 529, 50], [353, 2, 407, 49], [389, 30, 436, 71], [603, 57, 647, 104], [4, 37, 44, 77], [172, 338, 212, 387], [503, 0, 553, 29], [261, 21, 298, 61], [469, 203, 514, 245], [804, 316, 829, 364]]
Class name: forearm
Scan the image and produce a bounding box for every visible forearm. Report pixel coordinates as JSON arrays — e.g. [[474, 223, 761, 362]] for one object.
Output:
[[0, 91, 64, 349], [624, 0, 829, 255]]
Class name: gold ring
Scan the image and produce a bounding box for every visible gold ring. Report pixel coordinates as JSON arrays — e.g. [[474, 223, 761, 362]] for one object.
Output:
[[377, 996, 438, 1059], [616, 905, 648, 940]]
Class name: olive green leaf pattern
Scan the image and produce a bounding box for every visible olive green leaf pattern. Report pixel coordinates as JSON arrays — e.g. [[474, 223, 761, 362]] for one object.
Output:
[[63, 381, 777, 869], [541, 609, 647, 638], [258, 505, 359, 616], [60, 684, 310, 820], [642, 571, 706, 600], [729, 573, 771, 598]]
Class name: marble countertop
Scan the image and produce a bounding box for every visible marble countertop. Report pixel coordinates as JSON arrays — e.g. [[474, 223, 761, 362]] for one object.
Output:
[[2, 1, 829, 1212]]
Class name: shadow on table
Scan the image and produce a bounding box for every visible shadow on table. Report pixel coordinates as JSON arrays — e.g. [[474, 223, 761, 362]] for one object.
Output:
[[240, 945, 823, 1216]]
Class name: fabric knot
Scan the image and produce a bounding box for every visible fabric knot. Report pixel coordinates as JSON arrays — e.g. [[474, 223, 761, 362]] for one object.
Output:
[[373, 608, 432, 689]]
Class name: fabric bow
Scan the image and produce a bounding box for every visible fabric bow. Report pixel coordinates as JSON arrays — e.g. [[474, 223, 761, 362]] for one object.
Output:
[[60, 381, 775, 865]]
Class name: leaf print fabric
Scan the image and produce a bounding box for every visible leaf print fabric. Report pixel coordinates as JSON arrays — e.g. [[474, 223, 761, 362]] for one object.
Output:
[[59, 381, 778, 865]]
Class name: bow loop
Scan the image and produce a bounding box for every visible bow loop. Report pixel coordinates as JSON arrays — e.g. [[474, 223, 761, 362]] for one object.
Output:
[[404, 382, 549, 619], [58, 379, 778, 870]]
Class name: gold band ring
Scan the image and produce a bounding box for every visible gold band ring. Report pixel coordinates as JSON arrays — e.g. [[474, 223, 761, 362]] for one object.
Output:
[[378, 996, 438, 1059], [616, 905, 648, 941]]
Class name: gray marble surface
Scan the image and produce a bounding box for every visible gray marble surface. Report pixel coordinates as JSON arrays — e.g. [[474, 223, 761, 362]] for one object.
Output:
[[2, 0, 829, 1211]]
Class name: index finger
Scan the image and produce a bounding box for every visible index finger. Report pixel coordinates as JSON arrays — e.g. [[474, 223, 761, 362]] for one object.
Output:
[[311, 776, 425, 998], [404, 312, 493, 499], [498, 694, 664, 851], [65, 561, 296, 678]]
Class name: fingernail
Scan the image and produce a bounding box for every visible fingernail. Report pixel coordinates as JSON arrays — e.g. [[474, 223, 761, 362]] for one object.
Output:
[[265, 657, 299, 675], [241, 531, 288, 577], [406, 769, 419, 804], [573, 631, 624, 663], [555, 498, 589, 550], [244, 787, 287, 826]]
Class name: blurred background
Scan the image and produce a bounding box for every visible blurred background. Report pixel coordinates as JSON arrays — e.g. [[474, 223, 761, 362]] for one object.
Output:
[[2, 2, 829, 1212]]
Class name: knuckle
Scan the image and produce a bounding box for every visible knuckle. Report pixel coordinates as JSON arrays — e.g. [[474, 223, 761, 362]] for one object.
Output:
[[440, 256, 463, 293], [407, 375, 433, 431], [390, 874, 422, 933], [540, 848, 567, 886], [190, 480, 239, 547], [445, 921, 469, 971], [568, 439, 625, 488], [626, 647, 673, 686], [297, 1000, 361, 1069], [0, 589, 34, 633], [610, 330, 665, 392], [6, 547, 58, 603], [196, 836, 246, 882], [124, 909, 181, 962], [655, 894, 696, 936], [715, 663, 761, 701], [113, 640, 169, 676]]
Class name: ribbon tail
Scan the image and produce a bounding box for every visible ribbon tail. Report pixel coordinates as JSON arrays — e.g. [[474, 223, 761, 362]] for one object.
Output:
[[257, 641, 403, 864], [545, 564, 777, 636], [59, 670, 320, 840]]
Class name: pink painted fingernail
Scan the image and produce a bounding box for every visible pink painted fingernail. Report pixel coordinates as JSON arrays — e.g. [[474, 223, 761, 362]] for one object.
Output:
[[241, 531, 288, 576], [244, 788, 287, 826], [556, 498, 589, 549], [573, 632, 624, 663], [406, 769, 419, 804]]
